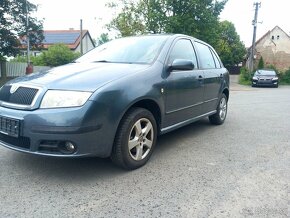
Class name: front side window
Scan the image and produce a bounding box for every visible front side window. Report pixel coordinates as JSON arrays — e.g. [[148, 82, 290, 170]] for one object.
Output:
[[168, 39, 198, 68], [195, 42, 216, 69]]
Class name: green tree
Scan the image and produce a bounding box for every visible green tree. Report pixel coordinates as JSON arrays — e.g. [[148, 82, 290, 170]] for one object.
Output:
[[257, 56, 264, 69], [107, 0, 227, 46], [107, 1, 146, 37], [216, 21, 246, 67], [97, 33, 111, 46], [0, 0, 43, 59]]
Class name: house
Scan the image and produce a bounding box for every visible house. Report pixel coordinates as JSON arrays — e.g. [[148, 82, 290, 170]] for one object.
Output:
[[21, 29, 95, 56], [247, 26, 290, 71]]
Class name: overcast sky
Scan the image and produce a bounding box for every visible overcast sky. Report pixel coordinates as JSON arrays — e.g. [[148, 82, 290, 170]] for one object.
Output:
[[30, 0, 289, 47]]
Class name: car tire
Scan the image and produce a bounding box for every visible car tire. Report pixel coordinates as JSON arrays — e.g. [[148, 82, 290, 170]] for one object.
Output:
[[111, 107, 157, 170], [209, 93, 228, 125]]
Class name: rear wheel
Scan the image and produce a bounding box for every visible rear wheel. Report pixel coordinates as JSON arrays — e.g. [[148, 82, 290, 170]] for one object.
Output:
[[209, 93, 228, 125], [111, 108, 157, 170]]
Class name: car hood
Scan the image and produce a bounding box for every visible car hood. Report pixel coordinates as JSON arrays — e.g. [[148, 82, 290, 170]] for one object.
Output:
[[7, 63, 149, 92]]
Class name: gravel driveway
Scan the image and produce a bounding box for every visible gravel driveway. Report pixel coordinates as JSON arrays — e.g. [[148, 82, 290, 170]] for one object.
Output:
[[0, 76, 289, 217]]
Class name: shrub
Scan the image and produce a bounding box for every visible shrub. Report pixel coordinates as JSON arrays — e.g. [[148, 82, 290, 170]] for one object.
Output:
[[239, 67, 252, 85], [9, 44, 81, 67], [39, 44, 80, 67], [258, 57, 264, 69], [280, 68, 290, 84], [10, 55, 40, 64]]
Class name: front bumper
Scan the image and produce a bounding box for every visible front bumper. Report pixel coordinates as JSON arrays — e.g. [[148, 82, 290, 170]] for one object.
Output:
[[252, 80, 278, 87], [0, 101, 115, 158]]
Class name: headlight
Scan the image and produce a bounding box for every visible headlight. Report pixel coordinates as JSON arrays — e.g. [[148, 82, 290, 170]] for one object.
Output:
[[252, 76, 258, 80], [272, 77, 278, 80], [40, 90, 92, 108]]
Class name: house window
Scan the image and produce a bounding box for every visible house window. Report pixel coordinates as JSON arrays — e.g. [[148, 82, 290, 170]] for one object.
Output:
[[277, 35, 280, 40], [271, 36, 274, 40]]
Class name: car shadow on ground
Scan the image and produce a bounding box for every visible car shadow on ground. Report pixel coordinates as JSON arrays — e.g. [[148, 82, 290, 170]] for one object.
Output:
[[8, 118, 213, 181]]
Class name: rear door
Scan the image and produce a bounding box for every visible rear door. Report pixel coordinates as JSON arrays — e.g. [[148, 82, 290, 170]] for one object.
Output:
[[164, 38, 204, 127], [194, 41, 223, 113]]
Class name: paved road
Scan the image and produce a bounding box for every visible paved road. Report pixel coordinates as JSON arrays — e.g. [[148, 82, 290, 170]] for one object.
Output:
[[0, 81, 289, 217]]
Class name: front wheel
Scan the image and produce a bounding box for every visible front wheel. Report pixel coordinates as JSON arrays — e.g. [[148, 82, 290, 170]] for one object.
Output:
[[209, 93, 228, 125], [111, 108, 157, 170]]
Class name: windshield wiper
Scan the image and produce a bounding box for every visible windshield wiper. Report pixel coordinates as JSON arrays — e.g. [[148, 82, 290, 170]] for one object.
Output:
[[93, 60, 111, 63]]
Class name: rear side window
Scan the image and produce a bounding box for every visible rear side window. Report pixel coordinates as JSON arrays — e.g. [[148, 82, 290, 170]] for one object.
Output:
[[195, 42, 216, 69], [168, 39, 198, 68]]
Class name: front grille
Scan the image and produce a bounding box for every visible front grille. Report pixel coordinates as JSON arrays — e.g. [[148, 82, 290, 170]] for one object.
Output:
[[0, 133, 30, 149], [0, 85, 39, 105]]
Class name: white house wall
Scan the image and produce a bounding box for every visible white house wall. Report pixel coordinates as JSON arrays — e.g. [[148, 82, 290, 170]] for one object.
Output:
[[255, 26, 290, 71], [75, 34, 95, 54]]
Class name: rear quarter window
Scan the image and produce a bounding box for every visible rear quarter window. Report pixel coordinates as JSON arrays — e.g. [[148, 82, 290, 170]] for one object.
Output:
[[195, 42, 216, 69], [211, 49, 222, 68]]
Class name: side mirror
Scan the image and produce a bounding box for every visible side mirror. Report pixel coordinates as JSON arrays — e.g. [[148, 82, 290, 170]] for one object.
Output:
[[168, 59, 195, 71]]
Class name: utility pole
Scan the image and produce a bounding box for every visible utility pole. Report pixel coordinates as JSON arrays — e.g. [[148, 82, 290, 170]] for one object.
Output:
[[249, 2, 261, 72], [26, 0, 30, 65], [80, 19, 83, 55]]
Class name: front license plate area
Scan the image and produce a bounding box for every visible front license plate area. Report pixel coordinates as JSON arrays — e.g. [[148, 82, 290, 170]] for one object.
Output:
[[0, 116, 20, 138]]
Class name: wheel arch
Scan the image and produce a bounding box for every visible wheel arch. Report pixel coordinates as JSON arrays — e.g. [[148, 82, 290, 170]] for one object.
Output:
[[222, 88, 229, 101], [110, 99, 162, 167], [127, 99, 162, 133]]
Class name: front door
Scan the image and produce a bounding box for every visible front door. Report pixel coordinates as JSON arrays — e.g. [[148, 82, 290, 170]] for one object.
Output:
[[164, 39, 204, 127]]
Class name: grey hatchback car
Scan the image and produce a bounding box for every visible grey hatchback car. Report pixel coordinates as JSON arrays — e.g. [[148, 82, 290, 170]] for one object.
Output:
[[0, 34, 229, 169]]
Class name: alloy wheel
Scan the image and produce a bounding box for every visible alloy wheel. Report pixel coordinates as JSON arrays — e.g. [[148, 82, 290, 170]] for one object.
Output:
[[219, 97, 227, 121], [128, 118, 154, 161]]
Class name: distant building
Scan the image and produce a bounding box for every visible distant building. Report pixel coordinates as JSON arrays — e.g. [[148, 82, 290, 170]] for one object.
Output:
[[247, 26, 290, 71], [21, 29, 95, 56]]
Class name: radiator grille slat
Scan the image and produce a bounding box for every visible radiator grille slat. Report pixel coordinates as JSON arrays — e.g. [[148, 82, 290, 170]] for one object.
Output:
[[0, 85, 39, 106]]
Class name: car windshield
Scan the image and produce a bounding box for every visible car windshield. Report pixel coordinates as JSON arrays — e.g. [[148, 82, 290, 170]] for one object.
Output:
[[255, 70, 276, 76], [75, 35, 169, 64]]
